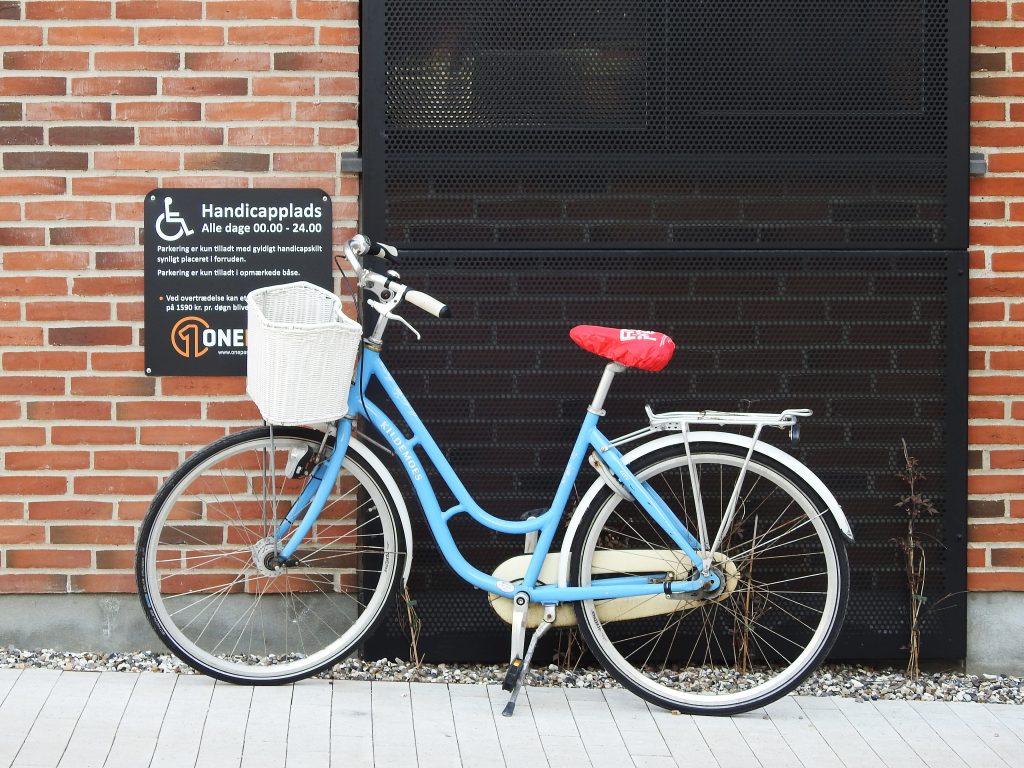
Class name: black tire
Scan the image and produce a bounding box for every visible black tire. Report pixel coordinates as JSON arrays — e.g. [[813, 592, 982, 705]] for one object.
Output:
[[136, 427, 404, 684], [570, 442, 849, 715]]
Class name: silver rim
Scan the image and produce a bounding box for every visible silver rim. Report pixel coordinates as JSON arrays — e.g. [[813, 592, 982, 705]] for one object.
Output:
[[577, 451, 842, 710], [143, 434, 400, 680]]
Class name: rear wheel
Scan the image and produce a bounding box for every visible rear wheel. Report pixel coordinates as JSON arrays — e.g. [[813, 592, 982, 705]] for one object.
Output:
[[570, 442, 849, 715], [136, 427, 404, 684]]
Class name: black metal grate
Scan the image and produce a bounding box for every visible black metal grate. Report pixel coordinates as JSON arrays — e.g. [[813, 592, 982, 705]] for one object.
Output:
[[364, 252, 967, 662], [361, 0, 967, 662], [373, 0, 964, 250]]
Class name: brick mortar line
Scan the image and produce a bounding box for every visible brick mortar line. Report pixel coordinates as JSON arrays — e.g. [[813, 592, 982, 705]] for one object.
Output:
[[17, 21, 361, 27], [1, 462, 185, 468], [0, 121, 358, 128], [968, 569, 1024, 573], [0, 170, 352, 176], [0, 144, 358, 149], [0, 29, 359, 34], [1, 58, 361, 68], [3, 427, 249, 433], [1, 569, 138, 574]]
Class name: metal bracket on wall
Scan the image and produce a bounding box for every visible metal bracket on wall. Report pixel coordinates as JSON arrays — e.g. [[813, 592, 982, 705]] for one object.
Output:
[[341, 153, 362, 174], [970, 152, 987, 176]]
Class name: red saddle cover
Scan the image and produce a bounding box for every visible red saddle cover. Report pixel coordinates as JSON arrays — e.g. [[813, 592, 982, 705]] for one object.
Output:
[[570, 325, 676, 372]]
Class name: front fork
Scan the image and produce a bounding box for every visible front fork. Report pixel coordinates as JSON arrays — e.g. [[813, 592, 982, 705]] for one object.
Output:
[[273, 419, 353, 563]]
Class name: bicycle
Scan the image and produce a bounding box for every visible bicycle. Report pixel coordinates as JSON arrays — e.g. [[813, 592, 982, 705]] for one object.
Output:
[[136, 234, 854, 716]]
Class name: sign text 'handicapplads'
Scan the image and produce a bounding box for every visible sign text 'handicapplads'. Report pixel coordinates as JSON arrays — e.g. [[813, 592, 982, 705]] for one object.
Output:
[[144, 189, 333, 376]]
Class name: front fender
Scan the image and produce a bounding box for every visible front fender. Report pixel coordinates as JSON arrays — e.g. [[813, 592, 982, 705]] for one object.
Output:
[[346, 436, 414, 586], [556, 431, 854, 588]]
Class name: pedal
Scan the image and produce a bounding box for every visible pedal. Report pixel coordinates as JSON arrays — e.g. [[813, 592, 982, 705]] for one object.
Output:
[[502, 657, 523, 692]]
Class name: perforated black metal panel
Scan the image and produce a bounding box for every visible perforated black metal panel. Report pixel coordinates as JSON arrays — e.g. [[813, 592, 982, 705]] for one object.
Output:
[[368, 0, 967, 250], [360, 0, 968, 663], [362, 253, 967, 662]]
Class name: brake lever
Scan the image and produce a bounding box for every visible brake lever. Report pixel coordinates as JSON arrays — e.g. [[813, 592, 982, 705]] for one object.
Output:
[[389, 312, 421, 340], [366, 299, 421, 340]]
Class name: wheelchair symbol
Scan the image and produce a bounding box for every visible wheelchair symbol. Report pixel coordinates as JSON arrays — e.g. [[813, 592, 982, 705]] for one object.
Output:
[[155, 197, 194, 241]]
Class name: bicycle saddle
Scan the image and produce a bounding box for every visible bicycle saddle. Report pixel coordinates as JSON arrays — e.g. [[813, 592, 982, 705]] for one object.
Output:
[[570, 325, 675, 372]]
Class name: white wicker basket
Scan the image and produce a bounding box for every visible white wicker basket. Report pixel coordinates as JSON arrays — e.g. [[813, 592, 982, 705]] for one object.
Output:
[[246, 281, 361, 425]]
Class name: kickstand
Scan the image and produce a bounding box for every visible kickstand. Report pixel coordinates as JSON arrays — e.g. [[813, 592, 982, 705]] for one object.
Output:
[[502, 605, 556, 717]]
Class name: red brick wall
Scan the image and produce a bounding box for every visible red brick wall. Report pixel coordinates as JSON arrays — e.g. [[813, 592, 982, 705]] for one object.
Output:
[[0, 0, 359, 593], [0, 2, 1021, 598], [969, 1, 1024, 591]]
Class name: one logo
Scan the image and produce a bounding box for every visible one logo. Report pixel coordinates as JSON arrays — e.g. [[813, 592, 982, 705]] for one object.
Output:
[[171, 316, 210, 358], [155, 196, 194, 242]]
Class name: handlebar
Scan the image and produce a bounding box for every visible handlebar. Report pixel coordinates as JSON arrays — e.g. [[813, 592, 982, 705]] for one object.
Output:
[[406, 289, 451, 319], [347, 236, 451, 319]]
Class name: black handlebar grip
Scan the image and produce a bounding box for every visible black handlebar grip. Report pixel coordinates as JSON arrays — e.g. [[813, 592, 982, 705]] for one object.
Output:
[[367, 241, 399, 263]]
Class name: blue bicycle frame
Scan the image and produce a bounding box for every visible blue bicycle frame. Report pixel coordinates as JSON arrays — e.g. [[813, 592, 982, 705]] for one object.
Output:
[[274, 346, 721, 604]]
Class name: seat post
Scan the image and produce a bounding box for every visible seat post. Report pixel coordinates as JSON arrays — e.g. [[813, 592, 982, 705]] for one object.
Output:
[[589, 362, 626, 415]]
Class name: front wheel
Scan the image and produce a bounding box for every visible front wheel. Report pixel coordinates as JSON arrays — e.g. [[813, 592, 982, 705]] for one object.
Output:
[[570, 442, 849, 715], [136, 427, 405, 684]]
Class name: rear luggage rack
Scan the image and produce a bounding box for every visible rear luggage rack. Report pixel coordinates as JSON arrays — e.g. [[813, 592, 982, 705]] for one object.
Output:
[[611, 406, 812, 449]]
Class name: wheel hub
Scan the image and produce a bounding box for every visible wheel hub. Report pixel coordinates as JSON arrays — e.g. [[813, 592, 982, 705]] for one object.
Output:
[[698, 551, 741, 602], [252, 537, 285, 577]]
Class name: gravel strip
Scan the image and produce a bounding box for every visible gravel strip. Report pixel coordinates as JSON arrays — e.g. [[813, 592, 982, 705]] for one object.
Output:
[[2, 648, 1021, 704]]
